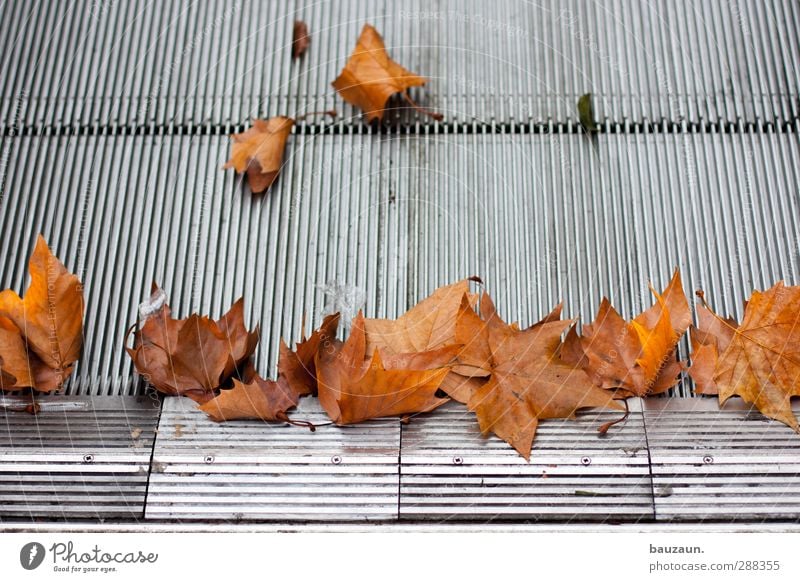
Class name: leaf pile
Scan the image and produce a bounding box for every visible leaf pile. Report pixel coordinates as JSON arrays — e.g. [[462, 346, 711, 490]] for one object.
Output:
[[0, 236, 84, 393]]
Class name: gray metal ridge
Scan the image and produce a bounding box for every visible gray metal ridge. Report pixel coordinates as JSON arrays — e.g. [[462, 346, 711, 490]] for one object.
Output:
[[0, 0, 797, 128]]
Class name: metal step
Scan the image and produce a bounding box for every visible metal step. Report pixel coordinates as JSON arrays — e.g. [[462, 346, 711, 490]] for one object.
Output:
[[1, 129, 797, 396], [1, 0, 797, 129]]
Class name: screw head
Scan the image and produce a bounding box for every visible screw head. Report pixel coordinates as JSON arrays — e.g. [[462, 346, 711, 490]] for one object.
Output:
[[204, 455, 214, 464], [452, 456, 464, 465], [82, 454, 94, 463], [703, 455, 714, 464], [581, 456, 592, 465], [331, 455, 342, 464]]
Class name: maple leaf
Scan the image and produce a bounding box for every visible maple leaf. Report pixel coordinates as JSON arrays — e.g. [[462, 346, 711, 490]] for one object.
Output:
[[126, 285, 259, 403], [455, 291, 621, 459], [223, 117, 295, 193], [278, 313, 340, 396], [0, 235, 83, 391], [316, 311, 450, 425], [562, 269, 691, 397], [199, 374, 298, 422], [292, 21, 310, 59], [332, 24, 442, 122], [686, 298, 736, 395], [363, 279, 481, 402], [690, 283, 800, 430]]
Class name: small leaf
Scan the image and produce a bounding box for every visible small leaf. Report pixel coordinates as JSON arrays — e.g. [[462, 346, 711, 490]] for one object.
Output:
[[292, 21, 310, 59], [577, 93, 598, 133], [223, 117, 295, 193]]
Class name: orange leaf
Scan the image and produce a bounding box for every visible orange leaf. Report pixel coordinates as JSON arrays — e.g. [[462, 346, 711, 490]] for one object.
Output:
[[200, 374, 298, 422], [279, 313, 340, 396], [693, 283, 800, 430], [455, 291, 621, 459], [223, 117, 295, 193], [562, 269, 690, 397], [332, 24, 440, 122], [0, 235, 83, 391], [687, 300, 736, 395], [364, 279, 480, 402], [316, 312, 449, 425], [127, 285, 259, 402]]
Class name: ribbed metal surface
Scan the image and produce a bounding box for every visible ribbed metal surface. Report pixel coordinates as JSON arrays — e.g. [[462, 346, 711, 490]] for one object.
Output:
[[0, 395, 159, 519], [646, 398, 800, 521], [1, 130, 797, 396], [146, 396, 401, 521], [399, 401, 651, 521], [1, 0, 797, 128]]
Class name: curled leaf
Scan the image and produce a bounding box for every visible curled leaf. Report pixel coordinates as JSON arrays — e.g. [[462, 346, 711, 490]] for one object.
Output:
[[126, 285, 259, 403], [292, 21, 310, 59], [200, 374, 298, 422]]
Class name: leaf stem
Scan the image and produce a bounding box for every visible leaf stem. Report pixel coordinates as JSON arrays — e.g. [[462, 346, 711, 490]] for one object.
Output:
[[400, 91, 444, 122]]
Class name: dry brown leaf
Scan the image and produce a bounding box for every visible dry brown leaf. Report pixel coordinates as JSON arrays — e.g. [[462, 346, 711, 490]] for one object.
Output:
[[364, 279, 480, 402], [127, 285, 259, 403], [691, 283, 800, 430], [0, 235, 83, 391], [316, 311, 450, 425], [292, 21, 310, 59], [279, 313, 340, 396], [562, 269, 690, 397], [332, 24, 441, 122], [455, 291, 621, 459], [687, 298, 736, 395], [223, 117, 295, 193], [200, 374, 298, 422]]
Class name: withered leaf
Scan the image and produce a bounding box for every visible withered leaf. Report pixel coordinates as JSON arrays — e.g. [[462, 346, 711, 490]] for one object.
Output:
[[223, 117, 295, 193], [279, 313, 340, 396], [316, 311, 450, 425], [577, 93, 598, 133], [363, 279, 480, 403], [690, 283, 800, 430], [200, 374, 298, 422], [0, 235, 84, 391], [292, 21, 310, 59], [456, 291, 620, 459], [687, 298, 736, 395], [332, 24, 441, 122], [127, 285, 259, 403], [562, 269, 690, 397]]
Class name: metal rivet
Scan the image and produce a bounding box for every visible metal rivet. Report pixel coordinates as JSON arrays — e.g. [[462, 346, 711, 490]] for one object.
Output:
[[83, 454, 94, 463], [581, 456, 592, 465], [703, 455, 714, 464], [331, 455, 342, 465], [453, 456, 464, 465], [204, 455, 214, 464]]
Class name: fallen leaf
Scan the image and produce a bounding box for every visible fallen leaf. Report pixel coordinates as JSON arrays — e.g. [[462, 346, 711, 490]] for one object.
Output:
[[200, 374, 299, 422], [126, 285, 259, 403], [363, 279, 479, 402], [562, 269, 690, 397], [687, 297, 736, 395], [332, 24, 441, 122], [455, 291, 621, 459], [223, 117, 295, 193], [316, 311, 450, 424], [691, 283, 800, 430], [0, 236, 83, 391], [292, 21, 310, 59], [577, 93, 598, 133], [279, 313, 340, 396]]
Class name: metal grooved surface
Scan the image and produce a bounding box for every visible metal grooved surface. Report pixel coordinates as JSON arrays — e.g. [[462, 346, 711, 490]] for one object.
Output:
[[0, 396, 160, 520], [146, 397, 401, 521], [0, 0, 797, 127], [2, 130, 797, 396], [646, 399, 800, 521], [399, 401, 652, 521]]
